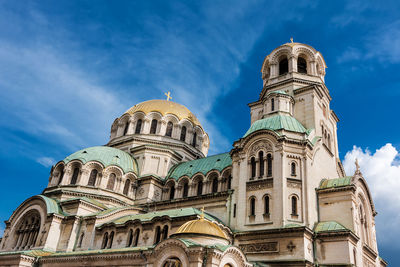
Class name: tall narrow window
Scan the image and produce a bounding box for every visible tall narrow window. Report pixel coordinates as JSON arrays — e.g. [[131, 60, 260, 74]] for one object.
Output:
[[108, 231, 114, 248], [279, 58, 288, 75], [197, 180, 203, 196], [259, 151, 264, 177], [212, 177, 218, 193], [192, 132, 197, 147], [70, 167, 79, 185], [227, 175, 232, 190], [78, 233, 84, 248], [267, 154, 272, 177], [264, 195, 270, 214], [297, 57, 307, 74], [162, 225, 168, 240], [123, 179, 131, 196], [182, 182, 189, 198], [353, 248, 357, 266], [135, 119, 142, 134], [169, 185, 175, 200], [291, 162, 296, 176], [102, 232, 108, 249], [180, 126, 187, 141], [123, 122, 129, 135], [150, 119, 158, 134], [165, 122, 173, 137], [271, 98, 275, 111], [251, 157, 256, 178], [58, 167, 64, 185], [134, 229, 140, 247], [291, 196, 298, 215], [87, 169, 98, 186], [127, 229, 133, 247], [107, 173, 116, 190], [233, 204, 236, 218], [250, 197, 256, 216], [154, 226, 161, 244]]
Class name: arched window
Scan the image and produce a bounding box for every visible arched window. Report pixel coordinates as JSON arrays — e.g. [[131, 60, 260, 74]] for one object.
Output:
[[70, 167, 79, 185], [271, 98, 275, 111], [250, 197, 256, 216], [135, 119, 142, 134], [108, 231, 114, 248], [180, 126, 187, 142], [165, 122, 173, 137], [123, 122, 129, 135], [163, 257, 182, 267], [291, 196, 298, 215], [78, 233, 84, 248], [87, 169, 98, 186], [134, 229, 140, 247], [169, 184, 175, 200], [212, 177, 218, 193], [150, 119, 158, 134], [123, 179, 131, 196], [182, 182, 189, 198], [127, 229, 133, 247], [267, 154, 273, 177], [192, 132, 197, 147], [14, 211, 41, 250], [162, 225, 168, 240], [106, 173, 116, 190], [101, 232, 108, 249], [291, 162, 296, 176], [297, 57, 307, 74], [154, 226, 161, 244], [279, 58, 288, 75], [197, 180, 203, 196], [58, 166, 65, 185], [251, 157, 256, 178], [264, 195, 270, 215], [259, 151, 264, 177]]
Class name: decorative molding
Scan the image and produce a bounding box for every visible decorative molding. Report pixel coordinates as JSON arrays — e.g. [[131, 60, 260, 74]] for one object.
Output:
[[247, 179, 273, 191], [239, 242, 278, 253]]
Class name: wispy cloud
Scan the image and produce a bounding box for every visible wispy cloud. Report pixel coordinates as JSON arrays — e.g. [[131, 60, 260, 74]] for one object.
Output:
[[343, 144, 400, 247], [36, 157, 56, 167]]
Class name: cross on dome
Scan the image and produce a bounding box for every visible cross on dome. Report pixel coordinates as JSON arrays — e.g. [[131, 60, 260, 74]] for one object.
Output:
[[165, 91, 172, 101]]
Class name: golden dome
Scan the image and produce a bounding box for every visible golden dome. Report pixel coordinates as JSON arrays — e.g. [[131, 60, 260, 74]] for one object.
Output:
[[125, 99, 201, 127], [175, 214, 228, 240]]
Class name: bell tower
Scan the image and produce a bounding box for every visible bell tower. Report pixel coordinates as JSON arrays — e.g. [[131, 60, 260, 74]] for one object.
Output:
[[230, 41, 344, 232]]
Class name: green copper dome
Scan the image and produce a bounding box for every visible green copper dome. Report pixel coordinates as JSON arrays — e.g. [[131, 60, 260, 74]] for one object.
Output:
[[63, 146, 138, 174], [243, 114, 307, 137]]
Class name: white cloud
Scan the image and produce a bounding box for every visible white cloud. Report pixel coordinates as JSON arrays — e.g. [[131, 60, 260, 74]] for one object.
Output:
[[36, 157, 56, 167], [343, 144, 400, 246]]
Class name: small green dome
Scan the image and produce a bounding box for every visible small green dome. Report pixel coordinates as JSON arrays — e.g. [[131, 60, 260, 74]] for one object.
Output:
[[243, 115, 307, 137], [63, 146, 138, 174]]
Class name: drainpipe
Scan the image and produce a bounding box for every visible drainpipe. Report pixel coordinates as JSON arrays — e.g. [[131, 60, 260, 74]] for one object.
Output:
[[228, 189, 233, 228]]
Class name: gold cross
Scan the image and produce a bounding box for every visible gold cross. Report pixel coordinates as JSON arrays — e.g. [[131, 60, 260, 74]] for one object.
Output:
[[290, 37, 294, 43], [165, 91, 172, 101], [200, 206, 205, 219]]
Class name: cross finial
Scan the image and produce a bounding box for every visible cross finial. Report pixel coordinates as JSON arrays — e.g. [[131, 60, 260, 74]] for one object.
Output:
[[165, 91, 172, 101], [355, 158, 360, 171], [290, 37, 294, 43], [200, 206, 205, 219]]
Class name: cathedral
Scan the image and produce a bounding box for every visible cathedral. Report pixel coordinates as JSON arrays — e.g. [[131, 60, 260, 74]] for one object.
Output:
[[0, 42, 388, 267]]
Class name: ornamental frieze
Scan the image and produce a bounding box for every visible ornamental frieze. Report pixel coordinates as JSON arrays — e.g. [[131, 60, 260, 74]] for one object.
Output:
[[239, 241, 278, 253], [246, 179, 273, 191]]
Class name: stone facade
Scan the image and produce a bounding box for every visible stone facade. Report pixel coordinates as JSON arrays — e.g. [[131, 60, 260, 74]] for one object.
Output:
[[0, 41, 387, 267]]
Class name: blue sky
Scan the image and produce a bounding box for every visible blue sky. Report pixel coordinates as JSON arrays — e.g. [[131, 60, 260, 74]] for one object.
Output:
[[0, 0, 399, 264]]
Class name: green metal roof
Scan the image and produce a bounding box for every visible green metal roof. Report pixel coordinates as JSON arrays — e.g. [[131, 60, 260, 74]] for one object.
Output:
[[37, 195, 64, 216], [267, 90, 289, 96], [243, 115, 307, 138], [167, 153, 232, 180], [63, 146, 138, 174], [318, 176, 352, 189], [314, 221, 348, 233], [99, 207, 219, 227]]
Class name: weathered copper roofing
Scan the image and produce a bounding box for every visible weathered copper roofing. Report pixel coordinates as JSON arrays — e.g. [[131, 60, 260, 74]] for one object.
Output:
[[63, 146, 138, 174], [243, 114, 307, 137], [314, 221, 348, 233], [318, 176, 352, 189], [166, 153, 231, 180]]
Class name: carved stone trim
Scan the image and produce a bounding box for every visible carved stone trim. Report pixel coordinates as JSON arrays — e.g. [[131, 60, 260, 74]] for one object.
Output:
[[239, 241, 278, 253], [247, 179, 273, 191]]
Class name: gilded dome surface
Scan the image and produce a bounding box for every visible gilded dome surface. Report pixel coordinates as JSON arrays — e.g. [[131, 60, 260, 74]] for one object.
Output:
[[175, 215, 228, 239], [125, 99, 201, 127]]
